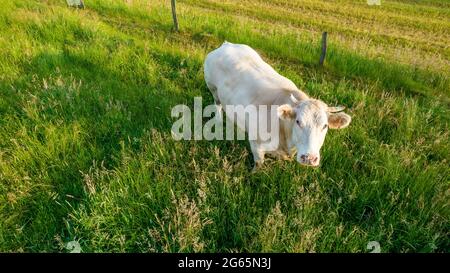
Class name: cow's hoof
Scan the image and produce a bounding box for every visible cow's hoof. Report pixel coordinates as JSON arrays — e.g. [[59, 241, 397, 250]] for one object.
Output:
[[251, 162, 263, 173]]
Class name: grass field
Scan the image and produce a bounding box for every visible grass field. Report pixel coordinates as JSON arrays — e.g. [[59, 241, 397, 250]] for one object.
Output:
[[0, 0, 449, 252]]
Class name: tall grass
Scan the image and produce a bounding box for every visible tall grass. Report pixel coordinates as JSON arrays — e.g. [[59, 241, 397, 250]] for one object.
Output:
[[0, 0, 448, 252]]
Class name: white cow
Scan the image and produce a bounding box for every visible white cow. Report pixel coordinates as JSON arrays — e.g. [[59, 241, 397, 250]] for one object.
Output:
[[204, 41, 351, 168]]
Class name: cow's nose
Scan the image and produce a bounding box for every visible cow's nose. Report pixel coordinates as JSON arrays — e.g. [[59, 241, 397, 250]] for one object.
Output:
[[300, 154, 319, 166], [300, 154, 307, 162]]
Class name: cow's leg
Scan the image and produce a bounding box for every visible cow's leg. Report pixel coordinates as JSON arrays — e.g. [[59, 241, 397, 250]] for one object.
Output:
[[206, 81, 222, 120], [213, 97, 222, 121], [250, 140, 265, 172]]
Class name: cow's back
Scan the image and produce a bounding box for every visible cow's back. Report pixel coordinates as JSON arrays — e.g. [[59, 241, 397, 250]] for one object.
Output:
[[204, 42, 300, 106]]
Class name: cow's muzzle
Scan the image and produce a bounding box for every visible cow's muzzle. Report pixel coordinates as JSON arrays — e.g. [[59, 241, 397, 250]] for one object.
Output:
[[299, 154, 319, 166]]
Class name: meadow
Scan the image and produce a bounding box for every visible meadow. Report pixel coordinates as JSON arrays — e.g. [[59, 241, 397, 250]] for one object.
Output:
[[0, 0, 448, 252]]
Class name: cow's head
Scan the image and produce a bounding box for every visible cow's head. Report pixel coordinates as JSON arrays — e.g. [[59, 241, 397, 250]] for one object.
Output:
[[277, 95, 351, 166]]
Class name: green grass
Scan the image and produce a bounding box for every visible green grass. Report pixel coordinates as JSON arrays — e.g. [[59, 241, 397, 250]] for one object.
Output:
[[0, 0, 448, 252]]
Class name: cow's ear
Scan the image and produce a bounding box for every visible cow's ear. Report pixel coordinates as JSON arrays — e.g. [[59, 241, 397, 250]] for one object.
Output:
[[277, 104, 295, 120], [328, 112, 351, 129]]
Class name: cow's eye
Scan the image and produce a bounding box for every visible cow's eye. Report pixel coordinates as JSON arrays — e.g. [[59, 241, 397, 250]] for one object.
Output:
[[323, 124, 328, 130]]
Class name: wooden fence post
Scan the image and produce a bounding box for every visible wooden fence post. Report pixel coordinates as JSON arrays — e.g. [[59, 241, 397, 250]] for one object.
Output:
[[171, 0, 179, 31]]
